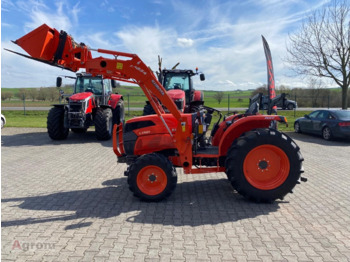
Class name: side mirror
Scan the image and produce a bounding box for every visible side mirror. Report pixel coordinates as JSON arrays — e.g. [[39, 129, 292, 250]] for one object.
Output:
[[56, 77, 62, 87], [200, 73, 205, 81], [304, 114, 310, 119], [111, 80, 117, 88]]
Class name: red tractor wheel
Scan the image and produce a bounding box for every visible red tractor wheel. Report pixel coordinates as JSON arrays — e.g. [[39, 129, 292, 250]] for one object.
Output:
[[127, 153, 177, 201], [47, 107, 69, 140], [225, 129, 303, 203], [95, 108, 113, 140]]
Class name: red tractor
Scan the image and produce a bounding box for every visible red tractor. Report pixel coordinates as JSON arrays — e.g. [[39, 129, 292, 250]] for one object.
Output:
[[143, 67, 205, 115], [48, 72, 124, 140], [9, 24, 306, 203]]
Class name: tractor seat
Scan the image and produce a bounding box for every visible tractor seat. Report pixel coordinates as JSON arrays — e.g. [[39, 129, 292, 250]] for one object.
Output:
[[245, 102, 259, 115]]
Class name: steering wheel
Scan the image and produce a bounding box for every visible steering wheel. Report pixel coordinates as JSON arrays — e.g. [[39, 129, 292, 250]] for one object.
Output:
[[85, 86, 95, 93], [174, 84, 181, 90]]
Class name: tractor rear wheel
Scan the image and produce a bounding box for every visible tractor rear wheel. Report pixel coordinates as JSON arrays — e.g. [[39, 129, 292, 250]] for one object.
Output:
[[225, 128, 303, 203], [142, 103, 155, 116], [95, 108, 113, 140], [47, 107, 69, 140], [127, 153, 177, 201]]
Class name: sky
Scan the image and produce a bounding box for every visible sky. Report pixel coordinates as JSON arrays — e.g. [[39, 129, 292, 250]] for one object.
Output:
[[1, 0, 331, 90]]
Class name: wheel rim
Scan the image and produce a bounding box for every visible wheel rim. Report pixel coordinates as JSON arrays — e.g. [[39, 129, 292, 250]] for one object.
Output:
[[323, 128, 330, 140], [294, 123, 299, 132], [243, 145, 290, 190], [137, 165, 168, 196]]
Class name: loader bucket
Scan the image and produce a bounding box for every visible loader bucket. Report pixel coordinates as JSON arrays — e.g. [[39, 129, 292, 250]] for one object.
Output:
[[14, 24, 60, 61]]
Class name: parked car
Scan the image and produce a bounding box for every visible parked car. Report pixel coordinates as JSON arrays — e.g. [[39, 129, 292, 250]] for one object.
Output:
[[294, 109, 350, 140], [1, 114, 6, 129]]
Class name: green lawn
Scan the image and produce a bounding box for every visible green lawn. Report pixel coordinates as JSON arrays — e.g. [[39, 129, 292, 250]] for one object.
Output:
[[2, 111, 49, 128], [2, 109, 308, 132], [1, 86, 252, 109]]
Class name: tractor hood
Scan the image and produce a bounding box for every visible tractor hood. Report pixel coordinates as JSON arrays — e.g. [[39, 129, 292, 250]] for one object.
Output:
[[167, 89, 185, 100], [70, 92, 93, 102]]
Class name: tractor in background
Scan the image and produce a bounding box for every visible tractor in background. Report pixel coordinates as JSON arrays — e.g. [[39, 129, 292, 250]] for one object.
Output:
[[49, 73, 124, 140], [143, 57, 205, 115]]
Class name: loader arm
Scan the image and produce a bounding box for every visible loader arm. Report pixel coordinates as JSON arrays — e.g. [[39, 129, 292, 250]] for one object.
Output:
[[9, 24, 183, 134]]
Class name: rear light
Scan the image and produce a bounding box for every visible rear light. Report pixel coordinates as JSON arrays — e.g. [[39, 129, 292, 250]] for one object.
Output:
[[339, 122, 350, 127]]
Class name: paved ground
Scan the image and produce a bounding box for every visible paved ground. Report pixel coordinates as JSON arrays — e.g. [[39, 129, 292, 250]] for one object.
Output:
[[2, 107, 340, 111], [1, 127, 350, 261]]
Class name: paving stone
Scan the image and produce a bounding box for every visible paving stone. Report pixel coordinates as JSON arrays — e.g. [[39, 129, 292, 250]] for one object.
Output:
[[2, 128, 350, 261]]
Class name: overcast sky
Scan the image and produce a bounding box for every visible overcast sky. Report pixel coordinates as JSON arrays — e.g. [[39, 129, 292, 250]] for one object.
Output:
[[1, 0, 330, 90]]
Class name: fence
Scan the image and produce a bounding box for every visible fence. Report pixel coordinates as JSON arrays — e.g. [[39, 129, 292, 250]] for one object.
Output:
[[122, 93, 347, 115], [4, 92, 349, 116]]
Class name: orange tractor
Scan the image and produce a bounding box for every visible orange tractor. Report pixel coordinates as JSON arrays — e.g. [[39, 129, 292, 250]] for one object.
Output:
[[8, 24, 306, 202]]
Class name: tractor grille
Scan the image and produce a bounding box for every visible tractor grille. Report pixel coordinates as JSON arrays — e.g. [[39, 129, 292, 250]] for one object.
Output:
[[69, 102, 84, 113], [68, 101, 85, 128], [175, 100, 184, 110]]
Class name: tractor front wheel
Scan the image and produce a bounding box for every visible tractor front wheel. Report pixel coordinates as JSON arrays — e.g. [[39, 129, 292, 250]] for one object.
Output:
[[47, 107, 69, 140], [113, 100, 125, 125], [95, 108, 113, 140], [127, 153, 177, 201], [225, 128, 303, 203]]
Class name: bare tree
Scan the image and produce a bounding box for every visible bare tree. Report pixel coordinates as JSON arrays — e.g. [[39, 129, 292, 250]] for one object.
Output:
[[277, 85, 291, 94], [1, 91, 13, 101], [251, 85, 267, 97], [213, 91, 224, 104], [47, 87, 58, 102], [307, 78, 327, 107], [18, 88, 27, 101], [285, 0, 350, 109], [28, 88, 38, 101]]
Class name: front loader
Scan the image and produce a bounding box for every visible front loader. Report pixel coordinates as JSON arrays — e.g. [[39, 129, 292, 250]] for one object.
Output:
[[8, 24, 306, 203]]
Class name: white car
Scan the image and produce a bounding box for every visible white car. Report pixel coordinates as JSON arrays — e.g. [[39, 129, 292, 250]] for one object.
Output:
[[1, 114, 6, 128]]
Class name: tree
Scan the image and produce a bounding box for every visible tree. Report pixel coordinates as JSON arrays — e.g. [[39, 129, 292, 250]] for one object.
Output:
[[28, 88, 38, 101], [213, 91, 224, 104], [277, 85, 291, 94], [285, 0, 350, 109], [1, 91, 13, 101], [307, 78, 327, 107], [37, 87, 48, 101], [47, 87, 58, 102], [251, 85, 267, 97], [18, 88, 27, 101]]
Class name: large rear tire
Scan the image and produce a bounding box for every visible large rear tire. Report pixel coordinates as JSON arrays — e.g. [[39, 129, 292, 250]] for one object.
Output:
[[95, 108, 113, 140], [47, 107, 69, 140], [225, 129, 303, 203], [127, 153, 177, 201], [142, 103, 155, 116]]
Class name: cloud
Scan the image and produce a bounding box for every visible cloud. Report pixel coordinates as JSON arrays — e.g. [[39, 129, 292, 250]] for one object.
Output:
[[115, 26, 178, 65], [177, 38, 194, 47], [1, 0, 326, 89], [1, 41, 76, 88]]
